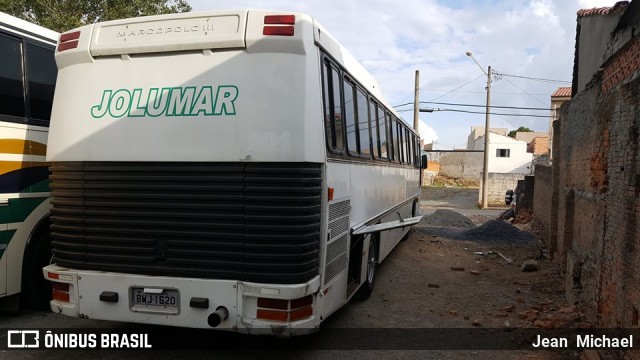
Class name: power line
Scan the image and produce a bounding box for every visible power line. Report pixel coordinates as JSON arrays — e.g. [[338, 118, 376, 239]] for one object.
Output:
[[428, 75, 484, 102], [499, 76, 548, 106], [422, 101, 550, 111], [424, 108, 552, 118], [421, 89, 551, 96], [494, 71, 571, 84]]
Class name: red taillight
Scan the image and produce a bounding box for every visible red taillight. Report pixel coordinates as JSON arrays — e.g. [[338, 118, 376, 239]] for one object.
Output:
[[59, 31, 80, 42], [47, 272, 59, 280], [257, 297, 289, 310], [264, 15, 295, 25], [256, 295, 314, 322], [58, 31, 80, 52], [263, 26, 295, 36], [256, 309, 288, 322], [51, 282, 70, 302], [263, 14, 295, 37], [290, 295, 313, 309]]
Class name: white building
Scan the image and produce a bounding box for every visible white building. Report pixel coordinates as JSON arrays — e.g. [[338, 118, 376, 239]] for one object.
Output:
[[473, 132, 533, 174]]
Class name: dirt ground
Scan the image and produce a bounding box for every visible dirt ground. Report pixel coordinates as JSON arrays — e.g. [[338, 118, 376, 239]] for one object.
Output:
[[324, 211, 582, 358]]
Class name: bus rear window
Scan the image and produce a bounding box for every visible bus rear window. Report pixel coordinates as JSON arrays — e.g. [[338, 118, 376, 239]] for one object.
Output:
[[26, 43, 57, 122], [0, 34, 25, 118]]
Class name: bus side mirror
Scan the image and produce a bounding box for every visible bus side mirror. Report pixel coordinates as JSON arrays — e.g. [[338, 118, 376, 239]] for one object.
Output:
[[421, 154, 428, 169]]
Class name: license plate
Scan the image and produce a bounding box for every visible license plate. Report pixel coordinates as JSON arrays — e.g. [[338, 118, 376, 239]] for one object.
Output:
[[131, 288, 179, 314]]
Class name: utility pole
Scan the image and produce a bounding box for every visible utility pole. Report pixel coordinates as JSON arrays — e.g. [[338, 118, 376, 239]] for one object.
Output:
[[481, 66, 492, 209], [413, 70, 419, 131]]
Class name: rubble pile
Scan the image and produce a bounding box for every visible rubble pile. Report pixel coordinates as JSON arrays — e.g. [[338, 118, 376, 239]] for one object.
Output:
[[418, 212, 535, 245]]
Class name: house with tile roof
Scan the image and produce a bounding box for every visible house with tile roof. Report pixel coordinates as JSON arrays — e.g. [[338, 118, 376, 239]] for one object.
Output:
[[549, 86, 571, 159]]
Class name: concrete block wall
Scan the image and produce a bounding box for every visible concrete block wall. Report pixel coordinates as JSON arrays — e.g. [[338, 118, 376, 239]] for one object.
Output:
[[424, 151, 483, 180], [479, 173, 525, 206]]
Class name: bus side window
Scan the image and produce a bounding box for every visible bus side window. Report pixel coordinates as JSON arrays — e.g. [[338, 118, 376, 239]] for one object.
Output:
[[369, 100, 380, 159], [322, 60, 344, 152], [0, 34, 26, 118], [406, 128, 412, 165], [397, 121, 404, 163], [355, 87, 370, 157], [26, 43, 57, 124], [378, 106, 388, 160], [389, 116, 396, 162], [343, 79, 358, 156]]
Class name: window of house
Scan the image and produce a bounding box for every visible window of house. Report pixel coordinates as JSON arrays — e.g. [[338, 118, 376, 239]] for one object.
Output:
[[496, 149, 511, 158]]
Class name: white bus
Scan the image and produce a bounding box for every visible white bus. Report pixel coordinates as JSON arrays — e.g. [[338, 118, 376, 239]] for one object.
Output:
[[0, 12, 58, 310], [44, 10, 422, 335]]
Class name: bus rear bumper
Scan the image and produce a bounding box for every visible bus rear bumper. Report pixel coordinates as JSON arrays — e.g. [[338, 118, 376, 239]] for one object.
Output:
[[43, 264, 321, 335]]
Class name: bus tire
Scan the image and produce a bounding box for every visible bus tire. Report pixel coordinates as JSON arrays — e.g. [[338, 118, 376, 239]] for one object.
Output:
[[355, 236, 378, 300], [21, 223, 52, 310]]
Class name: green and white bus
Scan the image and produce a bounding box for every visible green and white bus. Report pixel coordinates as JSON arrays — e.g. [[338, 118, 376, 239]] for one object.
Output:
[[44, 10, 422, 335], [0, 11, 58, 309]]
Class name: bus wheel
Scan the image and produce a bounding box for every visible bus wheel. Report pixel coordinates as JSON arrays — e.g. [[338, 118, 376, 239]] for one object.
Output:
[[355, 236, 378, 300], [21, 227, 52, 310]]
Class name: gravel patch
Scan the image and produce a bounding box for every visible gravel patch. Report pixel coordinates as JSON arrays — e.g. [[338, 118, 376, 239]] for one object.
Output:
[[418, 212, 535, 245], [421, 209, 476, 229]]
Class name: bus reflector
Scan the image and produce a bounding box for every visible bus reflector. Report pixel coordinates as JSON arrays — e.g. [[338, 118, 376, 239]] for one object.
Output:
[[290, 295, 312, 309], [257, 309, 288, 322], [58, 31, 80, 52], [52, 282, 70, 302], [264, 15, 295, 25], [256, 295, 314, 322], [290, 305, 313, 321], [257, 297, 289, 310], [328, 187, 334, 201], [47, 272, 59, 280], [263, 26, 294, 36]]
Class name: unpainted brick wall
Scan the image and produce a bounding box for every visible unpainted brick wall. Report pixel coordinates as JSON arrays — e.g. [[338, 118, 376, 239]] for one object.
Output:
[[533, 164, 553, 246], [549, 33, 640, 326]]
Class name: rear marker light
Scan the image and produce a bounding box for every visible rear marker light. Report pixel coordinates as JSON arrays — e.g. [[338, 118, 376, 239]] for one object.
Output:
[[58, 31, 80, 52], [51, 282, 70, 302], [59, 31, 80, 42], [256, 295, 314, 322], [47, 272, 59, 280], [264, 15, 295, 25], [263, 26, 295, 36]]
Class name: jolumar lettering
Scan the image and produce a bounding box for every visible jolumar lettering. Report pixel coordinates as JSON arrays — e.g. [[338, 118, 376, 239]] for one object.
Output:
[[90, 85, 239, 118]]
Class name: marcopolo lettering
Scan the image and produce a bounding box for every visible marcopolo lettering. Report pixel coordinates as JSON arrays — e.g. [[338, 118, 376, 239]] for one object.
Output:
[[90, 85, 239, 119]]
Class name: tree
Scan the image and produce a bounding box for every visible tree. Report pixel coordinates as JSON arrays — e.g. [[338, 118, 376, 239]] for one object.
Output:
[[508, 126, 533, 138], [0, 0, 192, 33]]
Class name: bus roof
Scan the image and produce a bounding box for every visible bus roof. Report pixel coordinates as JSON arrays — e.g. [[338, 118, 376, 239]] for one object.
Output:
[[0, 11, 58, 44]]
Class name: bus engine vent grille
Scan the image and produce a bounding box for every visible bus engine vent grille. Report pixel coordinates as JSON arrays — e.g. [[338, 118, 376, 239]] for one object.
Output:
[[324, 199, 350, 285], [49, 162, 322, 284]]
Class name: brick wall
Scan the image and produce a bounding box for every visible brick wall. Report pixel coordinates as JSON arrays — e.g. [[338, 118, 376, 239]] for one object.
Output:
[[533, 164, 553, 246], [527, 137, 549, 155], [543, 31, 640, 326]]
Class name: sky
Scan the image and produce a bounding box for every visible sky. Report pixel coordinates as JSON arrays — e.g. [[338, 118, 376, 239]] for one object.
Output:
[[189, 0, 621, 149]]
